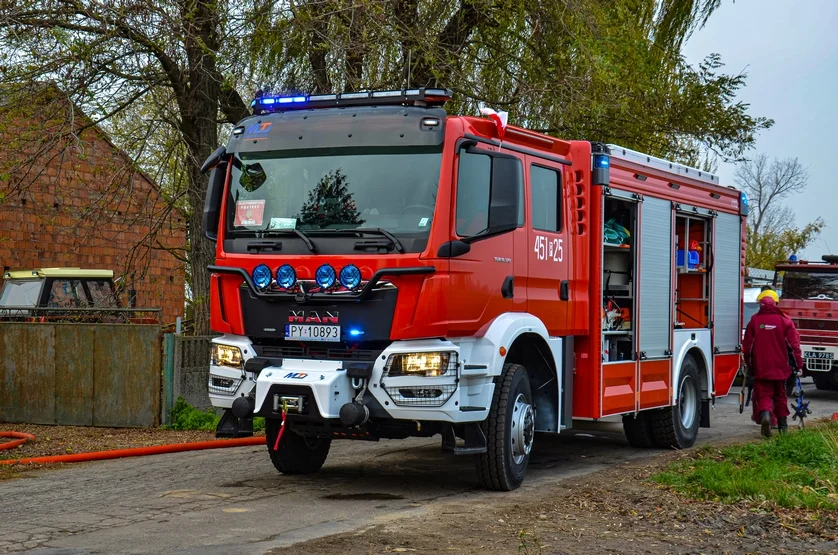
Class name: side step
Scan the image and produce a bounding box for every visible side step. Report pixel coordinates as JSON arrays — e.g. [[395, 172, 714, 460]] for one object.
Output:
[[441, 423, 487, 455]]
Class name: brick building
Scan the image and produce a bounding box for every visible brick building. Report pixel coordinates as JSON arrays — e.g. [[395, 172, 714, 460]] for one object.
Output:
[[0, 84, 185, 323]]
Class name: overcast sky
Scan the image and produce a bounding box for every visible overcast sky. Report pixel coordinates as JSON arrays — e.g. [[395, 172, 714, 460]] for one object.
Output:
[[682, 0, 838, 261]]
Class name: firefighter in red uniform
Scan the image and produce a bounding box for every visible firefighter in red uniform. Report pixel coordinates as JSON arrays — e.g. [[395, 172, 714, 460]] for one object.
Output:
[[742, 290, 804, 437]]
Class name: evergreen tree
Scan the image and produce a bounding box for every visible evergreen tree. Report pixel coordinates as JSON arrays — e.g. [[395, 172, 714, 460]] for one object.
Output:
[[296, 169, 364, 228]]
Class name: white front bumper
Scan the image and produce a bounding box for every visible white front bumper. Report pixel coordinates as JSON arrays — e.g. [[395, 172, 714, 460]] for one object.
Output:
[[249, 338, 494, 424]]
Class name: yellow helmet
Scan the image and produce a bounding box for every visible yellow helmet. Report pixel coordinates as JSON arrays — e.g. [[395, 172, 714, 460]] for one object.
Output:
[[757, 290, 779, 304]]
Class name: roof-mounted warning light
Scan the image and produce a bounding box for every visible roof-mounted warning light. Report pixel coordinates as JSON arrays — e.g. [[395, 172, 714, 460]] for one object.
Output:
[[251, 88, 453, 114]]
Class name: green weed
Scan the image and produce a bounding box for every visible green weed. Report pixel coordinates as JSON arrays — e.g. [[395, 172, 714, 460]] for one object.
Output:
[[165, 396, 265, 432], [652, 422, 838, 510]]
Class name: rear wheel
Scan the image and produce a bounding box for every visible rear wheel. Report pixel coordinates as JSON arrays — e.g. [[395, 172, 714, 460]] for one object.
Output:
[[813, 374, 838, 391], [265, 419, 331, 475], [650, 355, 701, 449], [476, 363, 534, 491], [622, 411, 656, 448]]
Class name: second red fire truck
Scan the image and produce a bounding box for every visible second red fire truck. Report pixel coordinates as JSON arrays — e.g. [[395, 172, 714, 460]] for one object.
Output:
[[775, 255, 838, 390], [202, 89, 746, 490]]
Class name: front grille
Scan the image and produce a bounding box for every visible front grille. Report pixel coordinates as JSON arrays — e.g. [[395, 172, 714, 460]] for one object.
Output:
[[251, 339, 387, 362], [209, 374, 243, 396], [383, 384, 457, 407], [805, 358, 834, 372]]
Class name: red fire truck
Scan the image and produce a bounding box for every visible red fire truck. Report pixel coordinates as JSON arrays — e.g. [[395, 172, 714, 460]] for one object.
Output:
[[774, 255, 838, 390], [202, 89, 746, 490]]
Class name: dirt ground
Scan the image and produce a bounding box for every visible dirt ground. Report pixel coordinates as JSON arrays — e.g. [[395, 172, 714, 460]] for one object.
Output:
[[290, 450, 838, 555], [0, 422, 263, 480]]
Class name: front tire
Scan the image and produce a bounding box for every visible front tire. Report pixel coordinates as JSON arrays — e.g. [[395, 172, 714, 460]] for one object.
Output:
[[650, 355, 701, 449], [476, 363, 535, 491], [813, 374, 838, 391], [265, 419, 331, 475]]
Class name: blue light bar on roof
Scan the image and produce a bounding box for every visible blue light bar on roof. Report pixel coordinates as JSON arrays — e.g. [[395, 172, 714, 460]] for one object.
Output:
[[250, 88, 453, 114]]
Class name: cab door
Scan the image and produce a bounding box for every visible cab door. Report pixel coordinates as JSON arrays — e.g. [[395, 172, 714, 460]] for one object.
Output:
[[525, 159, 570, 335], [445, 144, 524, 337]]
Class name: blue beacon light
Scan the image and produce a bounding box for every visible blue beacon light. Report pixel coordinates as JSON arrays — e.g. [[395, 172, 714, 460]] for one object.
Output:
[[594, 155, 610, 169]]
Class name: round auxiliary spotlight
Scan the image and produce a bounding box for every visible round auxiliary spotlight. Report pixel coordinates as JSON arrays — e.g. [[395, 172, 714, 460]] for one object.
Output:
[[252, 264, 272, 290], [276, 264, 296, 289], [339, 264, 362, 290], [315, 264, 336, 289]]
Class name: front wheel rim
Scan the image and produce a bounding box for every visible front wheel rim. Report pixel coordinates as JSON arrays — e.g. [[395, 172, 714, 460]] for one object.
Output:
[[511, 393, 535, 465], [679, 375, 697, 429]]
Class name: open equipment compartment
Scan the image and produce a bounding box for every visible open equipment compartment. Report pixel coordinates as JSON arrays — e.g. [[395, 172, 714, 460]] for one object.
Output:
[[602, 192, 637, 363], [674, 207, 713, 329]]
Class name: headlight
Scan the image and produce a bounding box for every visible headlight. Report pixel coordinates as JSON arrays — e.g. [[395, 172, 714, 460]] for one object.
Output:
[[212, 344, 243, 369], [385, 352, 457, 377]]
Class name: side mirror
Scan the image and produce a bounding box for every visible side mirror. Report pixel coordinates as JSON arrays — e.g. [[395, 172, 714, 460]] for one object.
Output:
[[201, 145, 228, 174], [202, 152, 228, 242], [487, 155, 522, 232]]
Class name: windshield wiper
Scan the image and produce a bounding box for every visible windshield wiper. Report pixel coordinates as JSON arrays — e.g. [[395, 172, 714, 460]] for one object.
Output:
[[355, 228, 405, 253], [317, 228, 405, 253], [259, 229, 317, 253]]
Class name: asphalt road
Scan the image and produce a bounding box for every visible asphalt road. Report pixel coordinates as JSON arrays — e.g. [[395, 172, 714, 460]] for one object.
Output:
[[2, 381, 837, 554]]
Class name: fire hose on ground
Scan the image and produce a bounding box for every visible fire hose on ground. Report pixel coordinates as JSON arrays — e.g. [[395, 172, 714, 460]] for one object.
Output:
[[0, 431, 265, 466]]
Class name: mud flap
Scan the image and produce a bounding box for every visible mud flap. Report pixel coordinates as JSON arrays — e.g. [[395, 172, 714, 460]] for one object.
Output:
[[441, 423, 487, 455], [216, 408, 254, 438], [700, 399, 710, 428]]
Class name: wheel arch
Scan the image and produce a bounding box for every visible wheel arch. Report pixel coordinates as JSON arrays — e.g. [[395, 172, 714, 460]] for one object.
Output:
[[687, 347, 711, 400], [672, 331, 713, 403], [506, 332, 560, 433], [459, 313, 562, 433]]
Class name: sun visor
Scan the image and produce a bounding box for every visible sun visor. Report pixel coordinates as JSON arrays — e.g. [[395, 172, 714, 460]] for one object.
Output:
[[228, 106, 446, 153]]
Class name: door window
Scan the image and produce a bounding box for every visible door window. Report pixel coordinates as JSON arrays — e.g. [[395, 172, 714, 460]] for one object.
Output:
[[86, 280, 119, 307], [48, 279, 87, 308], [531, 165, 561, 232], [455, 152, 492, 237]]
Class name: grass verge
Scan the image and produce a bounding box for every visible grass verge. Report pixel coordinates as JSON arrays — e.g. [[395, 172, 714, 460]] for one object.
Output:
[[653, 421, 838, 510], [166, 397, 265, 433]]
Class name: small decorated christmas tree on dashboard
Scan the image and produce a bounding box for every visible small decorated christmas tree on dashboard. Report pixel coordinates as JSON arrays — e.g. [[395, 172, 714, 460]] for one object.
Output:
[[296, 169, 364, 228]]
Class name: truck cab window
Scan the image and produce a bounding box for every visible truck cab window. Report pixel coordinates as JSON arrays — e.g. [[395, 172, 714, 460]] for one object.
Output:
[[48, 279, 86, 308], [531, 165, 561, 232], [456, 152, 524, 237], [456, 152, 491, 236]]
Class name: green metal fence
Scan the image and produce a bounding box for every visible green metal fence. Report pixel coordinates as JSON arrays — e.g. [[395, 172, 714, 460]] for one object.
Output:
[[0, 318, 162, 427], [161, 334, 217, 425]]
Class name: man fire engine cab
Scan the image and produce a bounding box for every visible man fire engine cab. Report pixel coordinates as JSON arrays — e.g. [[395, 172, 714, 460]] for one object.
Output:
[[202, 88, 747, 491]]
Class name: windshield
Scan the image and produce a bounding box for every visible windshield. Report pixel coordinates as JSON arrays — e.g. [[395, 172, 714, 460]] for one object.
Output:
[[226, 147, 442, 238], [0, 279, 43, 307], [782, 271, 838, 301]]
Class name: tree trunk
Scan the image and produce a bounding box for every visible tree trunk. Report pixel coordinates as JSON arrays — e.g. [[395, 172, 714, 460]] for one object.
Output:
[[187, 163, 215, 335], [181, 0, 223, 335]]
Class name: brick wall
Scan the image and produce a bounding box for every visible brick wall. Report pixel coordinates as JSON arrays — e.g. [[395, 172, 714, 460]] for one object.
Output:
[[0, 86, 186, 324]]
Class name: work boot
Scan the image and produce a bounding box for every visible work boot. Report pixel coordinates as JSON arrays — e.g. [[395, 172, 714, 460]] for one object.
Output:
[[760, 411, 772, 438], [778, 417, 788, 434]]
